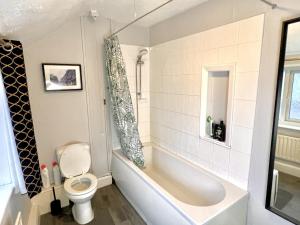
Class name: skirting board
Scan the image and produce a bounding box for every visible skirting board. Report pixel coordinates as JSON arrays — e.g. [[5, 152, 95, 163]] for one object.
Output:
[[97, 175, 113, 189], [27, 205, 39, 225], [31, 175, 112, 216], [275, 161, 300, 178]]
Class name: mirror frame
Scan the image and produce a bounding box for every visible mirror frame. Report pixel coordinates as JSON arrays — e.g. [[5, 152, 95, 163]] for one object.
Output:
[[266, 16, 300, 225]]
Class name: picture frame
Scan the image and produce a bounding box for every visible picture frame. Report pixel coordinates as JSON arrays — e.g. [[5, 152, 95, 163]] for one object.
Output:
[[42, 63, 82, 91]]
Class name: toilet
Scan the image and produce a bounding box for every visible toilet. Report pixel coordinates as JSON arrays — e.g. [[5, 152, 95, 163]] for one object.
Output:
[[56, 143, 98, 224]]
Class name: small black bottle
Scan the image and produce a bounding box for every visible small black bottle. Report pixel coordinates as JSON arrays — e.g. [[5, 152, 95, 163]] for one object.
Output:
[[217, 121, 226, 142], [212, 123, 218, 139]]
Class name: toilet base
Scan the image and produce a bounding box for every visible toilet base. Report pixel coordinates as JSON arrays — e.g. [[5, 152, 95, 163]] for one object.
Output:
[[72, 200, 94, 224]]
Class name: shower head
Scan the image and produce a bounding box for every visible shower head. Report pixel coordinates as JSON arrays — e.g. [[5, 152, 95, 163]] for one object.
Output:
[[137, 48, 148, 61], [138, 48, 148, 57]]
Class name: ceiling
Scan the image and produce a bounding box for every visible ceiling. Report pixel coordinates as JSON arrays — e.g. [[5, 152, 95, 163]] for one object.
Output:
[[96, 0, 208, 27], [0, 0, 208, 38]]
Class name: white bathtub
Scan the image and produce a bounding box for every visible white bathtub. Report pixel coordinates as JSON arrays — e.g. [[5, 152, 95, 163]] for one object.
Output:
[[112, 145, 248, 225]]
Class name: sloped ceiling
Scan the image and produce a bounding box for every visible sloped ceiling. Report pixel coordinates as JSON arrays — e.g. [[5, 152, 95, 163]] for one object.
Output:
[[0, 0, 208, 39], [97, 0, 208, 27], [0, 0, 90, 37]]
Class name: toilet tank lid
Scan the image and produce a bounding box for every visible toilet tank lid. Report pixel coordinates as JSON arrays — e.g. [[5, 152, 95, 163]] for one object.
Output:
[[59, 143, 91, 178]]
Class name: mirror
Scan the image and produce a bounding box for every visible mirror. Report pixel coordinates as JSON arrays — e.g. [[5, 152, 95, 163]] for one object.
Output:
[[266, 17, 300, 225]]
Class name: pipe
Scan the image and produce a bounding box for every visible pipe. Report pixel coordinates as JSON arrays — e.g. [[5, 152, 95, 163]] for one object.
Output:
[[260, 0, 277, 9], [107, 0, 174, 38], [135, 62, 140, 124]]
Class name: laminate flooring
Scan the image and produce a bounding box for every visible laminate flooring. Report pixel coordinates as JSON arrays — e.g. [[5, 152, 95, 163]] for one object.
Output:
[[275, 172, 300, 221], [41, 185, 146, 225]]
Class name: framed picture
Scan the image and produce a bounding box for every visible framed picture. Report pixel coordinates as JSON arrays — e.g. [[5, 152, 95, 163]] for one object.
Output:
[[42, 63, 82, 91]]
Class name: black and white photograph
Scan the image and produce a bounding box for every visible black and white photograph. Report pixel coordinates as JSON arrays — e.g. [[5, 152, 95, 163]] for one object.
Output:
[[42, 64, 82, 91]]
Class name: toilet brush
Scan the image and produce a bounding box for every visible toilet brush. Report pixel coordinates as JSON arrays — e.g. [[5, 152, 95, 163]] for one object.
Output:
[[50, 186, 62, 216]]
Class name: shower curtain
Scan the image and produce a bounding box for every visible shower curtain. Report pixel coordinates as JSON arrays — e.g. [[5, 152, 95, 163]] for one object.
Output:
[[0, 40, 42, 198], [104, 35, 144, 167]]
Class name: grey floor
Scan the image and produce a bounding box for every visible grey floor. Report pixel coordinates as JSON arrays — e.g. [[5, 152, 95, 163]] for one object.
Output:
[[41, 185, 146, 225], [275, 172, 300, 221]]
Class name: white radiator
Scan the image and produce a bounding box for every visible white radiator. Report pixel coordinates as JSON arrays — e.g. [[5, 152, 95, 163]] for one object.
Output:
[[276, 134, 300, 163], [14, 212, 23, 225]]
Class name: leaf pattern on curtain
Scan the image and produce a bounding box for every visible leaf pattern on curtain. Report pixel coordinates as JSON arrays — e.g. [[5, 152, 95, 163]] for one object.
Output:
[[104, 36, 144, 167]]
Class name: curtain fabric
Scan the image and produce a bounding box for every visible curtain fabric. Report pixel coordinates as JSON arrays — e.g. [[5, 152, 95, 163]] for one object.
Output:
[[0, 40, 42, 198], [104, 36, 144, 167], [0, 71, 27, 194]]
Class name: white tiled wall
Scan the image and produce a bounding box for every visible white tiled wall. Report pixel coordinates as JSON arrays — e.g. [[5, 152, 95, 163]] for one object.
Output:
[[121, 45, 150, 144], [150, 15, 264, 189]]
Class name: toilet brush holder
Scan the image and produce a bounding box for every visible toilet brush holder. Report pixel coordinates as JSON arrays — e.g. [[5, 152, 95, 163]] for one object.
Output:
[[50, 186, 62, 216]]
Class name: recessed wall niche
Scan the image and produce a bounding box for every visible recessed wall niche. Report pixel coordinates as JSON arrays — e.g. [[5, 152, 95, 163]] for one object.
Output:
[[200, 65, 235, 148]]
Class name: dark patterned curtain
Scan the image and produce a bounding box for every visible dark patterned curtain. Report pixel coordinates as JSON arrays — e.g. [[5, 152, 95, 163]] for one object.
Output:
[[0, 40, 42, 198]]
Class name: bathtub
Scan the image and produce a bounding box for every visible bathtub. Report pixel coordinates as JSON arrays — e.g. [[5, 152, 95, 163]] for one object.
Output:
[[112, 145, 248, 225]]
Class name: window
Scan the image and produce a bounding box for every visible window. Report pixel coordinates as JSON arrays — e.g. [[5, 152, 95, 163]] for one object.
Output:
[[0, 72, 26, 193], [0, 108, 13, 186], [288, 71, 300, 121], [280, 66, 300, 128], [0, 78, 13, 186]]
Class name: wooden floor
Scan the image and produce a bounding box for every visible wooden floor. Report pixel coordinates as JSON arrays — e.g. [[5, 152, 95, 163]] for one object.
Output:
[[275, 172, 300, 222], [41, 185, 146, 225]]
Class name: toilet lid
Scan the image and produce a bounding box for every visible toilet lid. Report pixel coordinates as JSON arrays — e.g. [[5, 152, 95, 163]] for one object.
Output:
[[59, 143, 91, 178]]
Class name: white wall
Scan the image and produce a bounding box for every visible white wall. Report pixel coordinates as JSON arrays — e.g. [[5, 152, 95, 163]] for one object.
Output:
[[122, 45, 150, 143], [23, 17, 91, 183], [23, 15, 150, 183], [150, 15, 264, 189], [1, 193, 31, 225], [149, 0, 300, 224], [150, 0, 268, 46], [207, 71, 229, 123]]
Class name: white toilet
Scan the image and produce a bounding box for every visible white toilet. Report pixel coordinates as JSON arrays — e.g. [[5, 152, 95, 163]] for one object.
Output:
[[56, 143, 98, 224]]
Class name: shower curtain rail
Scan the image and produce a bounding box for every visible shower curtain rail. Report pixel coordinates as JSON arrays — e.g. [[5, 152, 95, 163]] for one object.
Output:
[[107, 0, 174, 38], [260, 0, 277, 9], [0, 38, 13, 52]]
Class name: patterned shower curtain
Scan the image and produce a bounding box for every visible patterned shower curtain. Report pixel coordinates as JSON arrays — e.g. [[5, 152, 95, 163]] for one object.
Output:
[[104, 36, 144, 167], [0, 40, 42, 198]]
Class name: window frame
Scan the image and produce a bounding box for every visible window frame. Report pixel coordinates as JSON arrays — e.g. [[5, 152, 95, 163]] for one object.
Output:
[[286, 68, 300, 122], [279, 64, 300, 128]]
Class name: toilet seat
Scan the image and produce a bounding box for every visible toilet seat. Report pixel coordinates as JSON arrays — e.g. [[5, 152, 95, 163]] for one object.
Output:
[[64, 173, 97, 196]]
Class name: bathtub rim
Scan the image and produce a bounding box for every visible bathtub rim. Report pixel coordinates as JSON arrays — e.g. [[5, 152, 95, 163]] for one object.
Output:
[[112, 144, 248, 225]]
